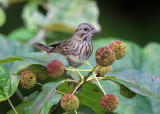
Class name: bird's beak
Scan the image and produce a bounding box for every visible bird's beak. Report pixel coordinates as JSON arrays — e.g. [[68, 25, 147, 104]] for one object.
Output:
[[91, 29, 97, 34]]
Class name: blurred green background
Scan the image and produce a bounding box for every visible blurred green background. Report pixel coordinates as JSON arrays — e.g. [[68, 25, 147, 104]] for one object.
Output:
[[1, 0, 160, 113], [1, 0, 160, 46]]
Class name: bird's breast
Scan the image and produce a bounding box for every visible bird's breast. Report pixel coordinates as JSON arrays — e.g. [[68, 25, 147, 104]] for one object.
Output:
[[72, 42, 93, 61]]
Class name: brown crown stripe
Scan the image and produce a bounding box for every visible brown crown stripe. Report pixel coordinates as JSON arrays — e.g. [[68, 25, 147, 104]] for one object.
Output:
[[83, 23, 94, 30]]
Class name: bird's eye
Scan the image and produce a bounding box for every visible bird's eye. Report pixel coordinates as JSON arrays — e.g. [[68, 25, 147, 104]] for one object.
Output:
[[84, 27, 88, 31]]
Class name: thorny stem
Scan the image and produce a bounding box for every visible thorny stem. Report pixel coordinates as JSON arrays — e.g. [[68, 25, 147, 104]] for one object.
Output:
[[83, 64, 98, 82], [8, 98, 18, 114], [92, 72, 106, 95]]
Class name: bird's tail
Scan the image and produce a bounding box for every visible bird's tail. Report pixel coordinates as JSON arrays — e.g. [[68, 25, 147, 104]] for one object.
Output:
[[33, 43, 51, 53]]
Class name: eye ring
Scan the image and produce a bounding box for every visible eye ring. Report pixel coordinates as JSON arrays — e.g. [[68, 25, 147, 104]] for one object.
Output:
[[84, 27, 88, 31]]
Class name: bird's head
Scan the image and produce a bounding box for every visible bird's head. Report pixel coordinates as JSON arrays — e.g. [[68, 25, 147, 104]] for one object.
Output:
[[73, 23, 97, 43]]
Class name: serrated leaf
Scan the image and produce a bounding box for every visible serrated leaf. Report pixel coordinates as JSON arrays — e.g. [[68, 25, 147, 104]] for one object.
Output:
[[105, 70, 160, 99], [23, 82, 63, 114], [0, 66, 20, 102], [18, 52, 69, 67]]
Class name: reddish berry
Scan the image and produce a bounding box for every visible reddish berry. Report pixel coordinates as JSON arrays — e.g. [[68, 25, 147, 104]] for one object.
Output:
[[47, 59, 64, 77], [61, 94, 79, 111], [100, 94, 119, 111], [96, 47, 116, 67]]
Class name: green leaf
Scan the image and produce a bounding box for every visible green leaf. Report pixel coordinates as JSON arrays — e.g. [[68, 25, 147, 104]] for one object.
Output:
[[105, 70, 160, 99], [18, 52, 69, 67], [0, 7, 6, 27], [23, 82, 63, 114], [141, 42, 160, 76], [54, 105, 95, 114], [57, 82, 104, 114], [0, 66, 20, 102], [0, 34, 34, 72], [8, 27, 36, 41], [22, 0, 100, 33], [140, 43, 160, 113], [7, 91, 38, 114], [0, 56, 23, 65]]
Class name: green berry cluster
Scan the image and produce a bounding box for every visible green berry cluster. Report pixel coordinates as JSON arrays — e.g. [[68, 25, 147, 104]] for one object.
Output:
[[20, 71, 36, 89], [120, 84, 137, 98], [95, 65, 113, 77]]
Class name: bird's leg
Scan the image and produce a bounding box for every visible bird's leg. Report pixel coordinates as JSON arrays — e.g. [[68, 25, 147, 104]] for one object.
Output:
[[65, 70, 82, 93]]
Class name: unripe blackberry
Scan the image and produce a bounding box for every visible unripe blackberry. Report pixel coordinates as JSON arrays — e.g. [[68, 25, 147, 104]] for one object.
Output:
[[47, 59, 64, 77], [95, 47, 116, 67], [100, 94, 119, 111], [95, 65, 113, 77], [20, 71, 36, 89], [120, 84, 137, 98], [18, 64, 49, 80], [109, 40, 127, 60], [61, 94, 79, 111]]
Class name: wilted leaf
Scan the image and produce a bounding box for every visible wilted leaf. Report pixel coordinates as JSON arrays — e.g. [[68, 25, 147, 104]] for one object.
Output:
[[0, 66, 19, 102]]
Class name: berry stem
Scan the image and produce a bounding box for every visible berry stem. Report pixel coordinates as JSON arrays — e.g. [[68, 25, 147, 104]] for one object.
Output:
[[83, 64, 98, 82], [92, 72, 106, 95], [72, 82, 83, 95], [56, 90, 65, 95], [36, 82, 43, 86], [85, 61, 92, 68], [64, 79, 80, 84], [66, 68, 90, 72], [8, 98, 18, 114], [66, 67, 83, 80]]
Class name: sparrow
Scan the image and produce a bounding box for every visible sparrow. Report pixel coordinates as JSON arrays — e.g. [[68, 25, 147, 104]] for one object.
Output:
[[34, 23, 97, 68]]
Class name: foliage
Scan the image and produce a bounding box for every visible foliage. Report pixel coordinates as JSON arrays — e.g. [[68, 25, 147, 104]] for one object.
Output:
[[0, 0, 160, 114]]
